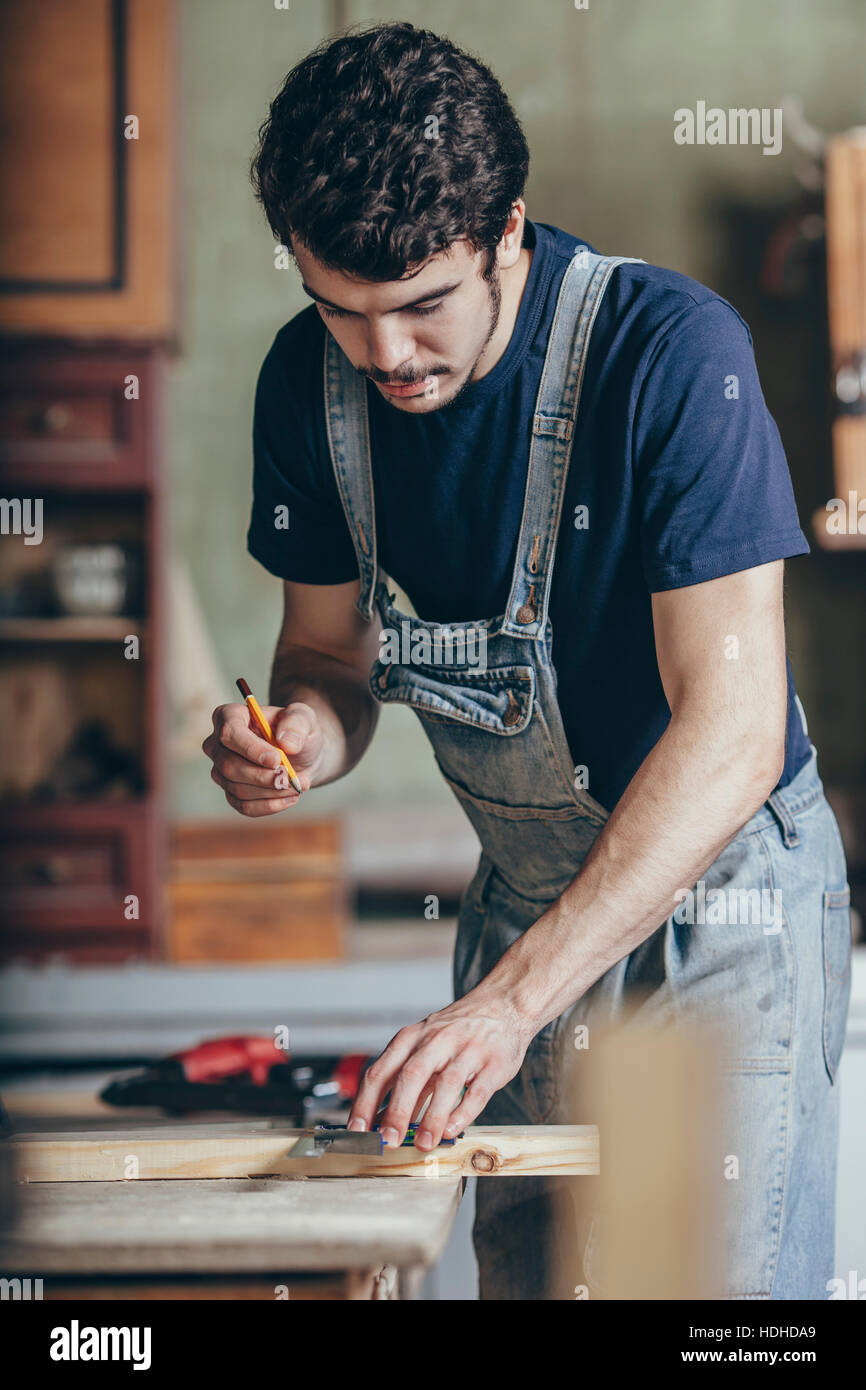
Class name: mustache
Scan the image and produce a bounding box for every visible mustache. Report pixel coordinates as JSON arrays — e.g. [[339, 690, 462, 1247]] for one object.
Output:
[[356, 365, 450, 386]]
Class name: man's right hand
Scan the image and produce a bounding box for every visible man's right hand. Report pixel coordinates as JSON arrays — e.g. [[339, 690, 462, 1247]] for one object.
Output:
[[202, 700, 324, 817]]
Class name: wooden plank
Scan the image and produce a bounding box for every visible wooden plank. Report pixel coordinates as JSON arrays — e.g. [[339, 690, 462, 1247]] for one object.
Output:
[[10, 1122, 598, 1183], [168, 879, 347, 963], [0, 1176, 463, 1274], [171, 818, 340, 874], [817, 131, 866, 548], [557, 1024, 724, 1299], [167, 816, 347, 963]]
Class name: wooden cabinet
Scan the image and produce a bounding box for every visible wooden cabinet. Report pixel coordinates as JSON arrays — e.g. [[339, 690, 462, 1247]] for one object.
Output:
[[0, 342, 157, 486], [0, 0, 175, 960], [0, 802, 158, 960], [0, 0, 177, 341], [0, 342, 167, 962]]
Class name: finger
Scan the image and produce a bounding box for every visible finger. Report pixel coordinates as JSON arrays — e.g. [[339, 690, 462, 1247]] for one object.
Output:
[[411, 1086, 436, 1125], [413, 1054, 479, 1149], [224, 789, 295, 818], [348, 1028, 418, 1133], [215, 708, 283, 769], [377, 1039, 455, 1148], [210, 766, 300, 803], [275, 763, 314, 793], [208, 747, 293, 791], [272, 702, 318, 758], [440, 1069, 496, 1139]]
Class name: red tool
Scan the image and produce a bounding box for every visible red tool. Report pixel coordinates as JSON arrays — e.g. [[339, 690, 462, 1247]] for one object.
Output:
[[101, 1036, 372, 1119], [163, 1036, 287, 1087]]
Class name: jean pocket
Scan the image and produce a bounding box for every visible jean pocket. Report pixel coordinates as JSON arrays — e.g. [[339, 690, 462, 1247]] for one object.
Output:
[[822, 886, 852, 1084], [519, 1021, 560, 1124]]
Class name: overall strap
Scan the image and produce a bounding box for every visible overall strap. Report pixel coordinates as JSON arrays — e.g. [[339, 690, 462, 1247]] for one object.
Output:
[[323, 333, 378, 620], [501, 250, 644, 639]]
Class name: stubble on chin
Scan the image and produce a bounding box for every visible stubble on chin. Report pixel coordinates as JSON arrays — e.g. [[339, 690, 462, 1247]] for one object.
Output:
[[375, 272, 503, 414]]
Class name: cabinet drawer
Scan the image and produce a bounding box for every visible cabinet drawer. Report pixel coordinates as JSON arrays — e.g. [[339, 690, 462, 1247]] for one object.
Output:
[[0, 838, 118, 890], [0, 389, 118, 449], [0, 347, 157, 486], [0, 812, 148, 937]]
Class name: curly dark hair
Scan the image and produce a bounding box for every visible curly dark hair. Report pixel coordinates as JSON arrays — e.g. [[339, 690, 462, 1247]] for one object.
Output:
[[249, 22, 530, 283]]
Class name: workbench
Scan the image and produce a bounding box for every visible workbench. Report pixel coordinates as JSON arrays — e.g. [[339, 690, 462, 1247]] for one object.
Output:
[[0, 1109, 597, 1300], [0, 1174, 463, 1300]]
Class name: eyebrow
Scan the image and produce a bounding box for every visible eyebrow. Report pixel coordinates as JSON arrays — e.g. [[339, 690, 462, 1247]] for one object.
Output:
[[300, 279, 463, 313]]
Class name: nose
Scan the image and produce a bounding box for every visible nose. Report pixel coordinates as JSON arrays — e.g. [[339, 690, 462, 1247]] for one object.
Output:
[[365, 320, 416, 377]]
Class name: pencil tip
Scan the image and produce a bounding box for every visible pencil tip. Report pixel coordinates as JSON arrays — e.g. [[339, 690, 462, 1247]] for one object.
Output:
[[290, 775, 303, 794]]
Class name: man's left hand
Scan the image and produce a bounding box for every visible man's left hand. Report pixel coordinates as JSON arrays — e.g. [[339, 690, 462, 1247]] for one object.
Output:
[[347, 990, 535, 1150]]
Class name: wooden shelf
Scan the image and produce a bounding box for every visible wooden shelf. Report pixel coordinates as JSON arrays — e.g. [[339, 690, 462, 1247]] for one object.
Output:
[[0, 616, 147, 642], [0, 0, 171, 963], [0, 795, 152, 820]]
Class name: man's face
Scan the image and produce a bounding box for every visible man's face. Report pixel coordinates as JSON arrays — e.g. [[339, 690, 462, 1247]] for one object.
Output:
[[292, 237, 502, 412]]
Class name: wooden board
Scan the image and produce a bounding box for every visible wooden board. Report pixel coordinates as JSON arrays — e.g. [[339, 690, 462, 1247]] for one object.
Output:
[[560, 1024, 723, 1299], [168, 816, 347, 963], [168, 879, 347, 963], [815, 130, 866, 548], [37, 1271, 393, 1300], [0, 1176, 462, 1274], [171, 818, 341, 878], [10, 1122, 599, 1183]]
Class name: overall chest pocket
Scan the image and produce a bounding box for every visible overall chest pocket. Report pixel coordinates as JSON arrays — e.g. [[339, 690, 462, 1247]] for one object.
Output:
[[370, 659, 535, 735]]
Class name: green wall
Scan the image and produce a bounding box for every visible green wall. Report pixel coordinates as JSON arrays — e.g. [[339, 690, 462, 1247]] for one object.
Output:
[[168, 0, 866, 820]]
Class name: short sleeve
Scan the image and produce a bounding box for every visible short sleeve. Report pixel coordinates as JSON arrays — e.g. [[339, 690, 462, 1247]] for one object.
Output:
[[632, 298, 809, 592], [246, 335, 360, 584]]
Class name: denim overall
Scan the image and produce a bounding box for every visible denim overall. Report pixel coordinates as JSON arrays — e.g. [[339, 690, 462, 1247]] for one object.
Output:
[[323, 250, 853, 1300]]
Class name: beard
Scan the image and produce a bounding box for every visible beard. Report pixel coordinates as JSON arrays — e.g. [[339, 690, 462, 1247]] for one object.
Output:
[[447, 266, 500, 405], [360, 270, 503, 413]]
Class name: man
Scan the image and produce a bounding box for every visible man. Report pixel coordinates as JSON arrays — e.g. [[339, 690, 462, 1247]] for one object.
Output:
[[203, 22, 852, 1299]]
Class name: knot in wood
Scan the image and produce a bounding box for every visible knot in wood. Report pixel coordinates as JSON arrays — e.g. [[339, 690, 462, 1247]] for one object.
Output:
[[470, 1148, 499, 1173]]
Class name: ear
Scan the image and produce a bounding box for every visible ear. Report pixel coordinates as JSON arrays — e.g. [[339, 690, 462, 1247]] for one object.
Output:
[[497, 199, 527, 270]]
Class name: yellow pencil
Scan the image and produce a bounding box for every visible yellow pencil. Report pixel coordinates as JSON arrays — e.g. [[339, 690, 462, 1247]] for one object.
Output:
[[236, 677, 303, 795]]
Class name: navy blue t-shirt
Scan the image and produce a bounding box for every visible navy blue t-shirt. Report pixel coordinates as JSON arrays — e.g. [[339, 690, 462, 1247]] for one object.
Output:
[[247, 218, 811, 811]]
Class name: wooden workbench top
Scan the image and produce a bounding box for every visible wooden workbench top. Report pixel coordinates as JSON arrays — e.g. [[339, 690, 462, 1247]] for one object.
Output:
[[0, 1174, 464, 1274]]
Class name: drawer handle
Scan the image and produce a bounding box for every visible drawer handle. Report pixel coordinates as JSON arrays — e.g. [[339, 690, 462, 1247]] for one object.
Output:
[[33, 857, 63, 885], [34, 403, 73, 435]]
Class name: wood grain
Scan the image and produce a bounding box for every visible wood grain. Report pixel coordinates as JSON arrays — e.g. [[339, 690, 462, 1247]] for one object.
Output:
[[818, 130, 866, 549], [0, 0, 177, 339], [168, 817, 347, 963], [0, 1176, 462, 1274], [168, 879, 347, 963], [11, 1122, 599, 1183]]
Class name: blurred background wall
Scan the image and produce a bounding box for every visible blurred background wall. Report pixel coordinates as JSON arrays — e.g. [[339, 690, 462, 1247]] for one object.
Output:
[[170, 0, 866, 821]]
